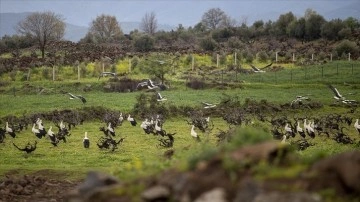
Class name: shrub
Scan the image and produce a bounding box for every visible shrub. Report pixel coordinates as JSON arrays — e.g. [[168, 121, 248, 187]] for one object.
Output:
[[257, 51, 269, 62], [335, 39, 359, 58], [186, 78, 207, 89], [133, 35, 154, 52], [199, 37, 217, 51]]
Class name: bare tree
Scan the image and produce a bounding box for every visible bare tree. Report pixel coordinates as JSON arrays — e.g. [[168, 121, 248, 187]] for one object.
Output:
[[140, 12, 158, 35], [201, 8, 229, 30], [88, 14, 123, 43], [17, 11, 65, 58]]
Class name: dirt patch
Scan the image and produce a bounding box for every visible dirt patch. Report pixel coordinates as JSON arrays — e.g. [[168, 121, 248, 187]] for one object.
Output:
[[0, 169, 80, 202]]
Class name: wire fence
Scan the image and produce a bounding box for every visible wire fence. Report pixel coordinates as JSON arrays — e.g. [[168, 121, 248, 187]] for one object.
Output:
[[208, 63, 360, 84]]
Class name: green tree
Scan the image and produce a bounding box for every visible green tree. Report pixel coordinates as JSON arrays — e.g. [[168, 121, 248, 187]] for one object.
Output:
[[17, 11, 65, 58], [288, 17, 306, 40], [275, 12, 296, 36], [139, 53, 179, 84], [304, 9, 326, 40], [321, 19, 345, 40]]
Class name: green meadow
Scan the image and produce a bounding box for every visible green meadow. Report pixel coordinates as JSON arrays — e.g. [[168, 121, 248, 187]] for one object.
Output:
[[0, 59, 360, 182]]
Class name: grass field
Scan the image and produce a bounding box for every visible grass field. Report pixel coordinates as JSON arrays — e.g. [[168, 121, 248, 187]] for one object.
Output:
[[1, 61, 360, 183]]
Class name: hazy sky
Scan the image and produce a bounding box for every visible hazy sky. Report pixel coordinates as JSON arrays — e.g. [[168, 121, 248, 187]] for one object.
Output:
[[0, 0, 358, 27]]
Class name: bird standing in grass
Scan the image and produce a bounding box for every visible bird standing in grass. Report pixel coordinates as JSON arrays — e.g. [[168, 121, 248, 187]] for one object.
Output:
[[47, 126, 59, 146], [354, 119, 360, 134], [107, 122, 115, 136], [156, 92, 167, 102], [127, 114, 137, 126], [83, 132, 90, 148], [5, 122, 16, 138], [32, 123, 42, 139], [191, 125, 200, 142]]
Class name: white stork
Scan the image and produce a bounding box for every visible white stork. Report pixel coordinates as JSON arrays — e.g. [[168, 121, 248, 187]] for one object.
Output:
[[127, 114, 137, 126], [83, 132, 90, 148], [157, 92, 167, 102], [354, 119, 360, 134], [191, 125, 200, 141], [107, 122, 115, 136], [5, 122, 16, 138], [67, 93, 87, 104]]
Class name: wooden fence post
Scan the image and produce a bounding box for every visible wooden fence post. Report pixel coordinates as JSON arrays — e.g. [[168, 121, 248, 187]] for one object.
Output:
[[52, 66, 55, 81], [77, 64, 80, 81], [192, 55, 194, 71], [129, 58, 132, 73], [234, 52, 237, 66], [27, 68, 31, 81]]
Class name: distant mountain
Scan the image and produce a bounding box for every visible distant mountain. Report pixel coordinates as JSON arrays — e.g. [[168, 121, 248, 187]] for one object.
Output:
[[0, 12, 88, 42], [324, 2, 360, 20], [0, 12, 176, 42]]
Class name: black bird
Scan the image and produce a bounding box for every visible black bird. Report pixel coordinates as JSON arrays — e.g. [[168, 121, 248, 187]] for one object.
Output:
[[68, 93, 87, 104], [83, 132, 90, 148], [0, 128, 6, 143], [13, 141, 37, 154]]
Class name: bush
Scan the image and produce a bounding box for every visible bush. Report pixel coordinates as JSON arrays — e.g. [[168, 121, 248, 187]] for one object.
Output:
[[199, 37, 217, 51], [133, 35, 154, 52], [225, 126, 272, 151], [186, 78, 207, 89], [335, 39, 359, 58], [257, 51, 269, 62]]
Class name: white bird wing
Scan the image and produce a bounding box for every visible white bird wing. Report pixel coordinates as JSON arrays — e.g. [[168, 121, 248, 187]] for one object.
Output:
[[68, 93, 77, 99], [250, 64, 261, 71], [328, 85, 342, 98]]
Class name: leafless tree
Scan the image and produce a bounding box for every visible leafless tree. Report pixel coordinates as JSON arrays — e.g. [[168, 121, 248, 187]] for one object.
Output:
[[140, 12, 158, 35], [17, 11, 65, 58], [201, 8, 229, 30], [88, 14, 123, 43]]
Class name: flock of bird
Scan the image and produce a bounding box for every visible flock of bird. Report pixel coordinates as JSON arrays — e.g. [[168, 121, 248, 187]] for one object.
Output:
[[1, 81, 359, 155], [1, 109, 217, 154]]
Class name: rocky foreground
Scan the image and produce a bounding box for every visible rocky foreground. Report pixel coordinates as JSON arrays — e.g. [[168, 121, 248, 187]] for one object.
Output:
[[1, 141, 359, 202]]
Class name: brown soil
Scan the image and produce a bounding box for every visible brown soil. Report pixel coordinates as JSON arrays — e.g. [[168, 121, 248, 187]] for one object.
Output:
[[0, 170, 80, 202]]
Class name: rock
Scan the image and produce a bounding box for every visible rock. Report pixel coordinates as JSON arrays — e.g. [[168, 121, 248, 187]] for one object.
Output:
[[194, 187, 227, 202], [141, 185, 170, 201], [253, 191, 322, 202], [307, 150, 360, 194], [230, 141, 289, 165], [77, 171, 120, 196], [233, 176, 262, 202]]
